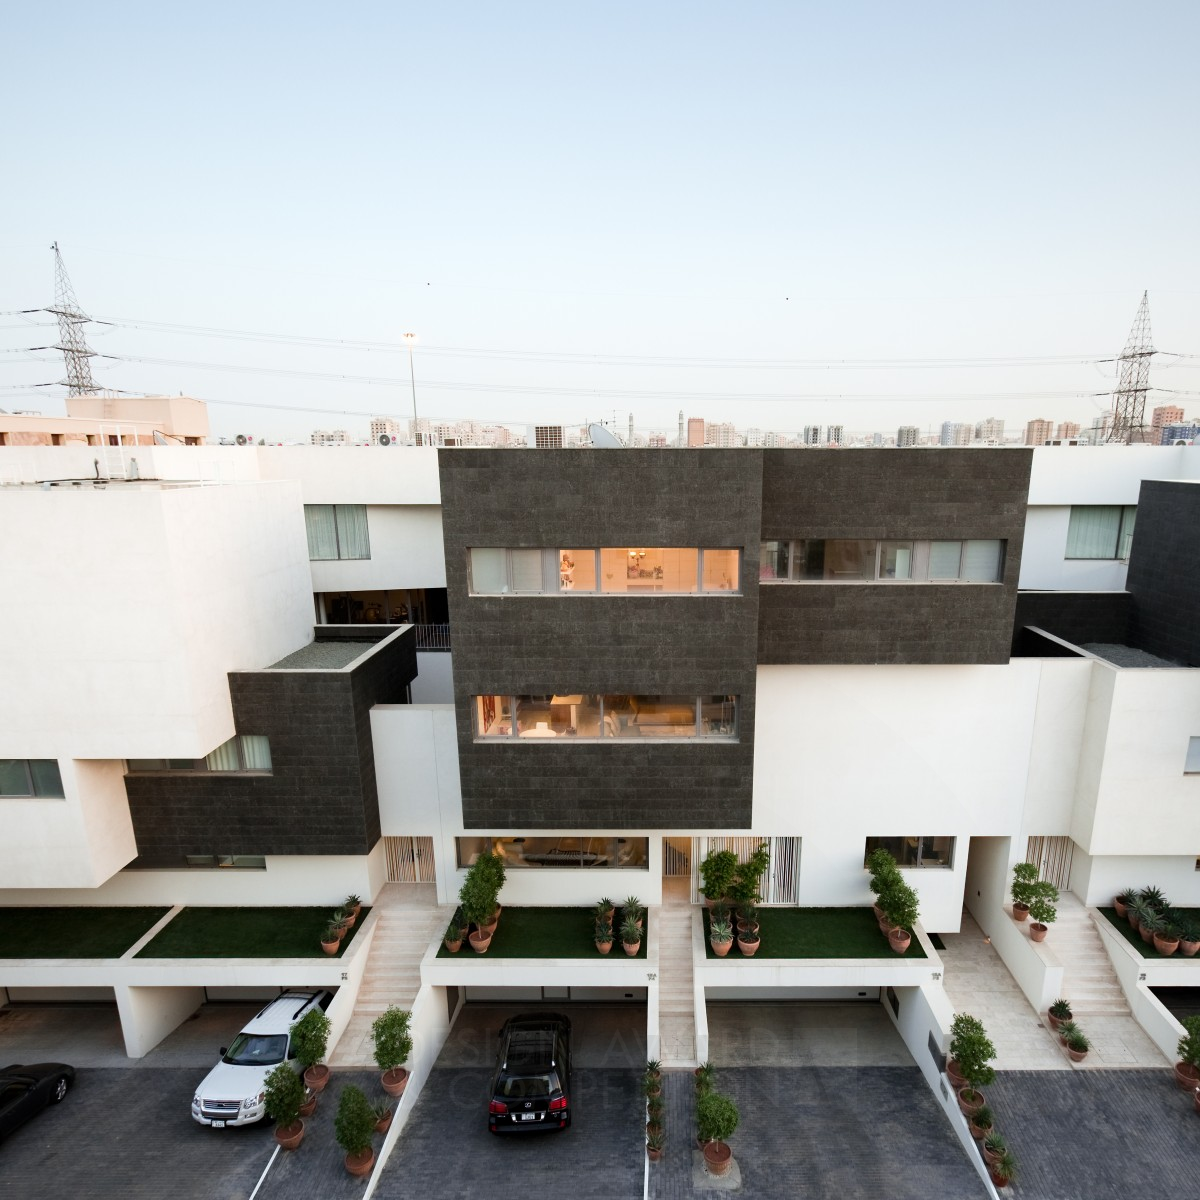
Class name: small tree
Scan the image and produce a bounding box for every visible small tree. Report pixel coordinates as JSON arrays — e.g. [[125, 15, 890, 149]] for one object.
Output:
[[1027, 879, 1058, 927], [1177, 1015, 1200, 1069], [950, 1013, 996, 1098], [263, 1063, 305, 1130], [696, 1091, 739, 1146], [458, 867, 493, 929], [1010, 861, 1039, 910], [699, 849, 739, 903], [371, 1006, 413, 1076], [291, 1008, 332, 1074], [334, 1084, 376, 1158], [881, 879, 919, 931], [867, 847, 902, 897], [728, 843, 771, 905]]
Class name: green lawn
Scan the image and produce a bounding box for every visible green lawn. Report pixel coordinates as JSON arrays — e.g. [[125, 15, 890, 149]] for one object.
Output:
[[703, 907, 927, 960], [0, 907, 170, 958], [135, 906, 370, 958], [437, 906, 647, 959], [1099, 907, 1200, 959]]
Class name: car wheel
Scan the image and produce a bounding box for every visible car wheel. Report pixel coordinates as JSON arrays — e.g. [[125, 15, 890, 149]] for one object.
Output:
[[51, 1076, 70, 1103]]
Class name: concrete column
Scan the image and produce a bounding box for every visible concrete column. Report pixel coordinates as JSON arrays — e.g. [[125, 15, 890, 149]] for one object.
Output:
[[115, 984, 204, 1058]]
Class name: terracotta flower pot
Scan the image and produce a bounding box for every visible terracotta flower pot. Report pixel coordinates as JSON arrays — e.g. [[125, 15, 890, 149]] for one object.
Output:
[[595, 939, 613, 955], [703, 1140, 733, 1177], [946, 1060, 967, 1090], [969, 1117, 991, 1141], [737, 936, 760, 956], [469, 929, 492, 954], [991, 1168, 1011, 1189], [1181, 939, 1200, 958], [1012, 903, 1030, 922], [647, 1146, 663, 1162], [889, 929, 911, 955], [958, 1087, 986, 1117], [711, 939, 733, 957], [1047, 1012, 1062, 1031], [444, 936, 463, 953], [381, 1067, 409, 1097], [303, 1064, 330, 1094], [375, 1110, 393, 1134], [1067, 1047, 1088, 1063], [1030, 923, 1048, 943], [1113, 897, 1128, 919], [342, 912, 356, 930], [344, 1147, 375, 1178], [1154, 933, 1180, 956], [1140, 924, 1155, 945], [320, 936, 339, 956], [298, 1090, 318, 1117], [1173, 1061, 1200, 1091], [982, 1144, 1002, 1169], [646, 1120, 662, 1138], [275, 1119, 304, 1150], [623, 940, 642, 957]]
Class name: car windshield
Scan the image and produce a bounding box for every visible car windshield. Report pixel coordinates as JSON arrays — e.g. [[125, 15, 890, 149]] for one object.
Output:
[[499, 1072, 559, 1099], [223, 1033, 288, 1066]]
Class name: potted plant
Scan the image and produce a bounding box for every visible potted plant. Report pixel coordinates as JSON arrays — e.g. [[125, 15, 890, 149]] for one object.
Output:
[[623, 896, 643, 930], [882, 880, 919, 954], [645, 1058, 662, 1082], [952, 1014, 996, 1115], [710, 901, 732, 928], [1154, 917, 1182, 957], [443, 917, 464, 953], [460, 870, 494, 953], [981, 1129, 1006, 1169], [1138, 908, 1163, 946], [947, 1014, 984, 1089], [709, 919, 734, 957], [331, 907, 350, 940], [263, 1063, 306, 1150], [1127, 897, 1154, 937], [372, 1005, 413, 1097], [1177, 920, 1200, 958], [344, 893, 363, 921], [735, 903, 759, 935], [642, 1070, 663, 1099], [291, 1007, 333, 1094], [990, 1148, 1017, 1190], [621, 914, 642, 956], [298, 1085, 318, 1117], [736, 924, 760, 957], [1048, 998, 1073, 1031], [729, 843, 770, 908], [646, 1128, 665, 1162], [1010, 861, 1038, 921], [646, 1093, 665, 1136], [1114, 887, 1136, 920], [372, 1098, 393, 1134], [968, 1103, 993, 1141], [699, 848, 739, 905], [320, 922, 341, 956], [335, 1084, 377, 1177], [694, 1060, 715, 1095], [594, 916, 614, 955], [1027, 881, 1058, 943], [597, 896, 615, 926], [696, 1090, 739, 1177], [1174, 1015, 1200, 1090], [1139, 885, 1168, 912], [1064, 1026, 1090, 1062]]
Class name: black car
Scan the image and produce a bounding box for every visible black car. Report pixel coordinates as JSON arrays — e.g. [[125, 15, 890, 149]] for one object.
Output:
[[0, 1063, 75, 1139], [487, 1013, 572, 1133]]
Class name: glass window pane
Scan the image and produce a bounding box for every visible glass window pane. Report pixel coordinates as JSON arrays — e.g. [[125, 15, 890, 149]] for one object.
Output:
[[456, 837, 490, 868], [475, 695, 512, 736], [509, 550, 545, 593], [928, 541, 963, 578], [1118, 506, 1137, 559], [1066, 506, 1121, 558], [961, 540, 1002, 582], [702, 549, 740, 592], [334, 505, 370, 559], [700, 696, 738, 736], [516, 695, 556, 736], [880, 541, 913, 580], [758, 540, 788, 581], [559, 550, 596, 592], [795, 540, 825, 580], [30, 760, 64, 797], [304, 505, 338, 560], [0, 760, 31, 795], [469, 548, 507, 594], [632, 696, 696, 735], [1185, 737, 1200, 773], [127, 759, 166, 773], [822, 540, 877, 580], [602, 695, 637, 737], [239, 736, 271, 771], [205, 738, 242, 772]]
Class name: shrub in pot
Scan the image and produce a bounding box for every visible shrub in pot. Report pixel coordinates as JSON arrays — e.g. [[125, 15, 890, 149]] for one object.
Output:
[[1010, 862, 1039, 921], [623, 896, 643, 929], [696, 1091, 739, 1177], [982, 1130, 1006, 1168], [443, 917, 464, 953], [947, 1013, 985, 1087], [1127, 898, 1155, 937], [1175, 1015, 1200, 1090], [951, 1013, 996, 1113], [736, 924, 761, 957], [1138, 908, 1164, 946], [335, 1084, 377, 1177], [694, 1061, 715, 1095], [646, 1128, 666, 1161], [320, 922, 341, 956], [882, 880, 919, 954], [1138, 885, 1168, 913], [291, 1007, 333, 1094], [372, 1099, 393, 1133], [1027, 883, 1058, 942], [699, 849, 739, 905], [991, 1148, 1017, 1189], [372, 1006, 413, 1097], [968, 1103, 993, 1140], [1154, 915, 1182, 956], [728, 843, 770, 907], [264, 1063, 306, 1150]]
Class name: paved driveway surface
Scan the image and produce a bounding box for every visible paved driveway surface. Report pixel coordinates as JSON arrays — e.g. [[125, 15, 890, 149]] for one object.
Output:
[[986, 1069, 1200, 1200], [650, 1066, 985, 1200]]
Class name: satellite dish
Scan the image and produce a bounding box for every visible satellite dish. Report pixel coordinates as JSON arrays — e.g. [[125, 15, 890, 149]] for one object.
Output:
[[235, 434, 248, 446], [588, 423, 624, 449], [378, 433, 391, 446]]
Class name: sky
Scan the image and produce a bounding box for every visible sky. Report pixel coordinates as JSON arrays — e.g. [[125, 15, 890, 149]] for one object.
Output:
[[2, 1, 1199, 443]]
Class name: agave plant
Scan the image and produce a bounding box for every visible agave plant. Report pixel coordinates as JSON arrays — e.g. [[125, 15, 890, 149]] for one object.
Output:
[[1138, 885, 1168, 912], [1049, 998, 1073, 1020]]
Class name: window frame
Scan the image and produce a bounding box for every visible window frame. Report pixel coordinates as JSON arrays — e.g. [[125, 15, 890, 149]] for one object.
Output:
[[126, 736, 272, 775], [1064, 505, 1137, 561], [304, 504, 371, 561], [863, 836, 956, 869], [472, 694, 739, 741], [0, 759, 65, 798], [455, 835, 650, 871], [759, 539, 1005, 584]]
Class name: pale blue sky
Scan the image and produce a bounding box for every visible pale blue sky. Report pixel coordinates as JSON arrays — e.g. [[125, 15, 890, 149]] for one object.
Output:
[[3, 2, 1198, 441]]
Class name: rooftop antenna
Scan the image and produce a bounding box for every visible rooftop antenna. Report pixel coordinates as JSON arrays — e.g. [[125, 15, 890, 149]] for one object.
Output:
[[1107, 292, 1154, 444], [48, 242, 101, 396]]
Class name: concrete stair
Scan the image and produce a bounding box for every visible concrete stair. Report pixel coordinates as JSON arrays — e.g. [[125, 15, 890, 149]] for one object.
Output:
[[330, 889, 447, 1067], [657, 904, 697, 1068], [1052, 898, 1130, 1017]]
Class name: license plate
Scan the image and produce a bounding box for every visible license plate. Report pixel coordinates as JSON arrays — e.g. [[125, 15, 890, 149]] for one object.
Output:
[[211, 1120, 226, 1128], [519, 1113, 537, 1122]]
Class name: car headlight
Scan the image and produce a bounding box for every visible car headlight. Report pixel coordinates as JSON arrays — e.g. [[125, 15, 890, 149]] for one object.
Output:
[[192, 1094, 201, 1107], [242, 1092, 264, 1109]]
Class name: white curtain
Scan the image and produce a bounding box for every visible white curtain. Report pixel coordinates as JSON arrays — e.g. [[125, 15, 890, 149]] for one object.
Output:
[[928, 541, 963, 578], [334, 505, 370, 559], [469, 548, 508, 593], [509, 549, 544, 592], [961, 540, 1002, 582], [1066, 506, 1120, 558], [304, 505, 338, 560], [205, 738, 241, 771], [240, 736, 272, 771]]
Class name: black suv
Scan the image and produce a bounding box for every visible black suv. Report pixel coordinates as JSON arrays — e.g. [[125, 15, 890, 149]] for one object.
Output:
[[487, 1013, 572, 1132]]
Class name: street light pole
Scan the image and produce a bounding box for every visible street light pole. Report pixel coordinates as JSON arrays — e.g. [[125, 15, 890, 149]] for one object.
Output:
[[403, 331, 419, 446]]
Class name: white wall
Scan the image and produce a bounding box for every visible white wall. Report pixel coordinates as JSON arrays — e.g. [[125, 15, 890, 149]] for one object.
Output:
[[116, 984, 205, 1057], [1019, 506, 1130, 590], [412, 653, 454, 704], [1021, 658, 1092, 837], [309, 505, 447, 592], [1070, 849, 1200, 910], [1027, 444, 1200, 504], [255, 446, 441, 504]]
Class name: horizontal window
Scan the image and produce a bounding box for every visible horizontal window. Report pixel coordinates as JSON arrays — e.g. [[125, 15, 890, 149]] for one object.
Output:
[[184, 855, 268, 870], [474, 695, 738, 740], [760, 539, 1004, 583], [864, 836, 955, 869], [1186, 737, 1200, 774], [1065, 505, 1136, 560], [456, 836, 649, 870], [468, 548, 741, 595], [0, 759, 64, 798], [128, 736, 272, 774], [304, 504, 371, 560]]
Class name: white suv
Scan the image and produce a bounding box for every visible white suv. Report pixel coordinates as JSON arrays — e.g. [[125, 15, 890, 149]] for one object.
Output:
[[191, 990, 332, 1127]]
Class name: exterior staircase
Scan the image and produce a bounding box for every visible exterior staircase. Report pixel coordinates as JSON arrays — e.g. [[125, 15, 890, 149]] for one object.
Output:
[[330, 883, 446, 1067], [1053, 895, 1130, 1017], [657, 887, 697, 1068]]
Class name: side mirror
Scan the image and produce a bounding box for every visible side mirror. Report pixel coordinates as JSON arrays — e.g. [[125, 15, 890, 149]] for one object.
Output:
[[219, 1047, 227, 1056]]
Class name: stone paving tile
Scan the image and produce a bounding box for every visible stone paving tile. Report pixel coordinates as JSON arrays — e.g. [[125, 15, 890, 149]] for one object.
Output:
[[650, 1066, 985, 1200], [986, 1069, 1200, 1200], [0, 1068, 274, 1200], [373, 1066, 644, 1199]]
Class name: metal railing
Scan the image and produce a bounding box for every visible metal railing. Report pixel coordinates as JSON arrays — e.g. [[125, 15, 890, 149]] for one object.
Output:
[[413, 623, 451, 651]]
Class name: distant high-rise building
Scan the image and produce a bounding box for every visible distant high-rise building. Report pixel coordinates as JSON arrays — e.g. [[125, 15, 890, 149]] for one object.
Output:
[[1162, 423, 1200, 445], [975, 417, 1005, 443], [826, 424, 844, 446], [369, 417, 402, 444], [896, 425, 920, 448], [311, 429, 350, 446], [744, 428, 763, 448], [764, 431, 786, 448], [1055, 421, 1081, 441], [1151, 405, 1185, 444], [939, 421, 972, 446], [647, 432, 667, 448], [1025, 418, 1054, 446], [532, 425, 564, 449], [705, 422, 738, 447], [871, 432, 884, 447], [1084, 413, 1113, 444], [802, 425, 822, 446], [687, 418, 706, 448]]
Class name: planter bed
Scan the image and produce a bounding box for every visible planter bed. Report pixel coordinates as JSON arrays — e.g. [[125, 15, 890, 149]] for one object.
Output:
[[1099, 906, 1200, 958], [0, 906, 170, 958], [703, 906, 926, 960], [135, 906, 370, 958], [437, 905, 646, 958]]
